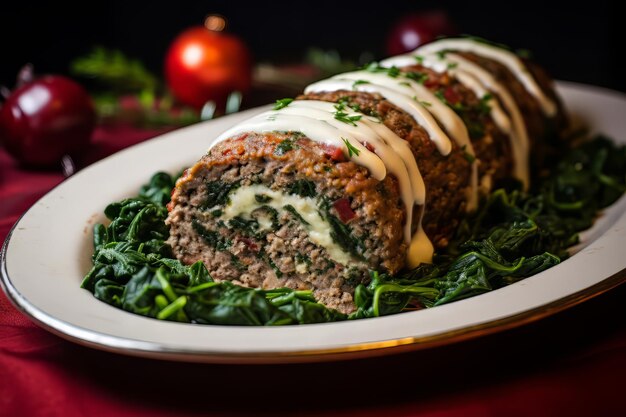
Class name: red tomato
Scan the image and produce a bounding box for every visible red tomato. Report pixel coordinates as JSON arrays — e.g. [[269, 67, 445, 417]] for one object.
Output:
[[165, 25, 252, 110], [386, 10, 456, 56], [0, 75, 95, 168], [333, 198, 356, 223]]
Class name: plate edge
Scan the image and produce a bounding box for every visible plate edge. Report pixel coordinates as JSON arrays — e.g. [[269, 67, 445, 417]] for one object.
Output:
[[2, 222, 625, 363]]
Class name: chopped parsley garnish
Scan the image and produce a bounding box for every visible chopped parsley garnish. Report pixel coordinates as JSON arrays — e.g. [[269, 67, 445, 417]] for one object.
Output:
[[436, 50, 449, 59], [275, 137, 297, 155], [352, 79, 370, 89], [462, 145, 476, 163], [478, 93, 493, 115], [273, 98, 293, 110], [349, 103, 362, 112], [386, 66, 401, 78], [337, 98, 363, 114], [405, 71, 428, 84], [333, 103, 362, 126], [342, 137, 360, 158], [399, 81, 411, 87], [363, 61, 383, 72], [363, 62, 400, 77], [414, 55, 425, 64], [447, 62, 458, 70], [420, 100, 432, 107]]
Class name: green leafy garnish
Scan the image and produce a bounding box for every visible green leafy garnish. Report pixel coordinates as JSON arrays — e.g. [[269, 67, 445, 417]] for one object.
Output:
[[352, 79, 370, 89], [274, 98, 293, 110], [463, 150, 476, 164], [478, 93, 493, 115], [405, 71, 428, 84], [275, 138, 297, 155], [342, 137, 361, 157], [333, 103, 362, 126]]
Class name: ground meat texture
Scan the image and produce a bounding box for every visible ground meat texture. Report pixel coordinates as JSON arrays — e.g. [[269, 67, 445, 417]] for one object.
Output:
[[166, 132, 406, 314], [454, 52, 570, 173], [299, 89, 480, 248]]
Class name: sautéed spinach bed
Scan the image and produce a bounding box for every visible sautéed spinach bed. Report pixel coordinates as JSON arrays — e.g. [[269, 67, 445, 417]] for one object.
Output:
[[81, 136, 626, 325]]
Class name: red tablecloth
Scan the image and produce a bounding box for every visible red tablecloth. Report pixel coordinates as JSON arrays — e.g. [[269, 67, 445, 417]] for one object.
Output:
[[1, 127, 625, 417]]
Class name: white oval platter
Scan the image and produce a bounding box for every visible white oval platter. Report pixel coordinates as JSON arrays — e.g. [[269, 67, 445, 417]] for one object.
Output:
[[1, 81, 625, 363]]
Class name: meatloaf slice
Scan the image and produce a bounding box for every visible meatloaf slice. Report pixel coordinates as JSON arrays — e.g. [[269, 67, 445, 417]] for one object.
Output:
[[166, 132, 406, 314]]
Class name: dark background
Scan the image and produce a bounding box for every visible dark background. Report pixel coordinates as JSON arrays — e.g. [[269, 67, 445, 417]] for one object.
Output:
[[1, 0, 623, 92]]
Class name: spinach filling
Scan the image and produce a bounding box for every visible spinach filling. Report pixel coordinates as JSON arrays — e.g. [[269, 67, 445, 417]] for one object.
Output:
[[286, 179, 316, 198], [319, 197, 366, 260], [201, 180, 240, 209]]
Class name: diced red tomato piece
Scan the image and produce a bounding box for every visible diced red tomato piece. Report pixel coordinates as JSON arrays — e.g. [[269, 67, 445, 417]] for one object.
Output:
[[423, 77, 438, 88], [444, 86, 461, 104], [333, 198, 356, 222], [239, 237, 259, 252], [321, 144, 346, 161]]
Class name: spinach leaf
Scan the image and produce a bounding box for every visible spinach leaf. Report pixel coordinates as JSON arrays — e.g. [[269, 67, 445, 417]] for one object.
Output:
[[82, 136, 626, 325], [286, 179, 316, 197], [203, 180, 240, 208], [82, 172, 347, 325], [350, 136, 626, 317]]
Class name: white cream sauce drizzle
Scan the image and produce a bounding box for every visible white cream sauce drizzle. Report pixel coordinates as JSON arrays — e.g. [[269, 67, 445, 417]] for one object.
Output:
[[306, 79, 453, 155], [414, 38, 557, 117], [212, 111, 386, 180], [306, 71, 479, 212], [381, 51, 530, 189]]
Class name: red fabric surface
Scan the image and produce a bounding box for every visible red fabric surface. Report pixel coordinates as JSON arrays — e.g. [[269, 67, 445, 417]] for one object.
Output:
[[1, 127, 625, 417]]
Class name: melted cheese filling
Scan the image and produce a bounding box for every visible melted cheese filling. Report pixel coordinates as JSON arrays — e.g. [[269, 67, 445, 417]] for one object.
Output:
[[221, 184, 356, 265]]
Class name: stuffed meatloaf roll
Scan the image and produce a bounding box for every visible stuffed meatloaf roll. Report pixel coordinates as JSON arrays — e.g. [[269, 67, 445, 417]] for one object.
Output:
[[166, 38, 569, 314]]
